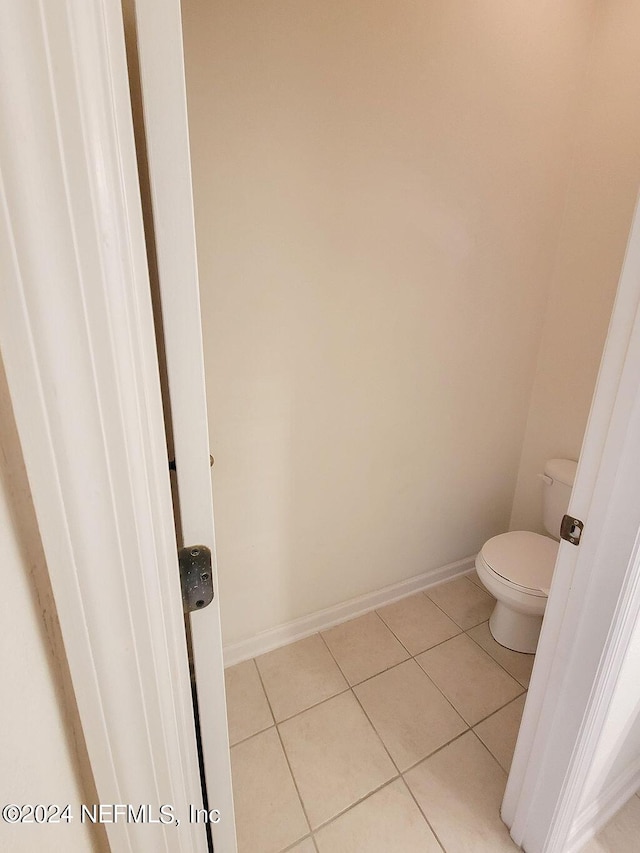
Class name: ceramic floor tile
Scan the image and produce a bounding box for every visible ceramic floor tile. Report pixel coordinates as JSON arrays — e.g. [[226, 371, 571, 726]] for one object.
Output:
[[404, 731, 518, 852], [256, 634, 348, 722], [314, 778, 441, 852], [230, 728, 309, 853], [285, 838, 317, 853], [377, 592, 461, 655], [278, 690, 396, 829], [225, 659, 274, 746], [474, 694, 527, 772], [321, 611, 409, 685], [427, 576, 495, 630], [416, 634, 522, 725], [467, 621, 535, 688], [354, 659, 466, 771], [467, 570, 485, 589], [581, 794, 640, 852]]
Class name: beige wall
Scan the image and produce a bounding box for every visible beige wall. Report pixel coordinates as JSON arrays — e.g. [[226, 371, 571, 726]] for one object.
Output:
[[510, 0, 640, 533], [0, 360, 107, 853], [182, 0, 596, 645]]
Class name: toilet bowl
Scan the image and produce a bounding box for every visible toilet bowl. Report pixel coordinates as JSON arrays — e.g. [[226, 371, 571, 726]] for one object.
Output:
[[475, 459, 577, 654], [475, 531, 557, 653]]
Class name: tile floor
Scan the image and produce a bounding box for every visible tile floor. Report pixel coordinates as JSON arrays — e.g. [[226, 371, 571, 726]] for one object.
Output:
[[224, 572, 639, 852]]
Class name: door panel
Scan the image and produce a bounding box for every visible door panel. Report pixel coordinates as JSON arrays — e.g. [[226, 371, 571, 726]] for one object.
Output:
[[124, 1, 237, 850]]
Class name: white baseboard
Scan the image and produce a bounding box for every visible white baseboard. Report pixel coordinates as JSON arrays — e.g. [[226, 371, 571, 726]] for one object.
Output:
[[566, 756, 640, 853], [223, 554, 477, 667]]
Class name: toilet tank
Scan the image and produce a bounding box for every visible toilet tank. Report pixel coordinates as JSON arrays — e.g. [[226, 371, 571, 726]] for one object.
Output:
[[542, 458, 578, 538]]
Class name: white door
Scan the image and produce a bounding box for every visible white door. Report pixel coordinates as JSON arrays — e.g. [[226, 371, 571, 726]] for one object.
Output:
[[503, 193, 640, 852], [0, 2, 235, 852], [125, 1, 237, 851]]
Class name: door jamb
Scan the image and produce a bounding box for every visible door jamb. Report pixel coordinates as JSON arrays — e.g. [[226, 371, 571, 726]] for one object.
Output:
[[0, 3, 208, 851]]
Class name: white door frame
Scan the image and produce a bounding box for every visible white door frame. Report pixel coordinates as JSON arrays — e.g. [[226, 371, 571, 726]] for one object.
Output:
[[0, 2, 224, 852], [503, 192, 640, 852]]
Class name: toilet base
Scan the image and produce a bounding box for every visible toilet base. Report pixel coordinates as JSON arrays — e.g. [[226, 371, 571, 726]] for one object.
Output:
[[489, 601, 541, 654]]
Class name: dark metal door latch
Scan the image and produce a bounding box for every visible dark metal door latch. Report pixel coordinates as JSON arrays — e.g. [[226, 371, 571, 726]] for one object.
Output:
[[560, 515, 584, 546], [178, 545, 214, 612]]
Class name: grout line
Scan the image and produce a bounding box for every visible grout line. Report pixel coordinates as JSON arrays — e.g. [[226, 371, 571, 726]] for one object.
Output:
[[279, 832, 315, 853], [273, 683, 353, 725], [227, 657, 275, 749], [320, 616, 411, 686], [371, 608, 414, 656], [249, 656, 275, 724], [230, 659, 524, 754], [351, 659, 471, 766], [317, 630, 350, 682], [400, 776, 448, 853], [349, 685, 404, 776], [317, 631, 408, 783], [229, 721, 275, 750], [252, 662, 315, 839], [231, 585, 532, 851], [471, 690, 528, 729], [465, 619, 535, 691], [318, 604, 521, 755], [472, 693, 528, 773], [234, 620, 527, 747], [468, 728, 510, 777], [318, 628, 411, 691], [421, 587, 472, 632], [379, 622, 463, 659], [375, 604, 464, 658], [411, 656, 477, 728], [255, 630, 352, 723], [343, 655, 411, 689], [423, 575, 495, 631], [273, 682, 353, 722], [403, 728, 475, 775], [401, 727, 471, 774], [310, 774, 402, 834]]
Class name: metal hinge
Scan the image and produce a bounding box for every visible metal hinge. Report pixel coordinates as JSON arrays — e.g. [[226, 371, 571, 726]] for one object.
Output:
[[178, 545, 214, 612], [560, 515, 584, 546]]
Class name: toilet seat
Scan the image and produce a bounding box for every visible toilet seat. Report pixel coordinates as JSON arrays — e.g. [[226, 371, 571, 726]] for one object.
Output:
[[480, 531, 559, 596]]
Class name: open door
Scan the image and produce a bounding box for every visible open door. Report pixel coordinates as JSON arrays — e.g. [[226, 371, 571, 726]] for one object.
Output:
[[503, 193, 640, 852], [123, 2, 237, 851]]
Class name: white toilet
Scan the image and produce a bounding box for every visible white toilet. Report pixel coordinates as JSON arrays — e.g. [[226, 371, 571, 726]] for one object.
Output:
[[475, 458, 577, 654]]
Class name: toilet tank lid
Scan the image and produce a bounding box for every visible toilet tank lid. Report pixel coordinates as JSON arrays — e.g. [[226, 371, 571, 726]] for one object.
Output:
[[544, 458, 578, 486]]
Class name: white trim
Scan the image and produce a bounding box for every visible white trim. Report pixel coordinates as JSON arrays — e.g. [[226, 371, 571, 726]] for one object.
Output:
[[223, 556, 476, 666], [503, 193, 640, 852], [128, 1, 236, 849], [0, 3, 206, 852], [566, 756, 640, 853], [546, 531, 640, 852]]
